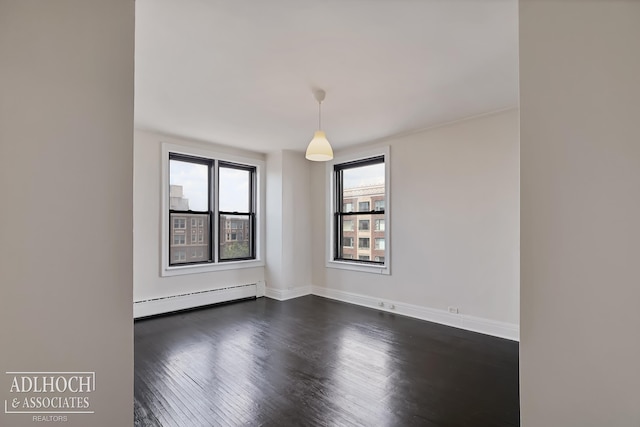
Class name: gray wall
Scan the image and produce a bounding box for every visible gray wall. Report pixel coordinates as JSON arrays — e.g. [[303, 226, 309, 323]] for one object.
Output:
[[0, 1, 134, 426], [520, 1, 640, 425]]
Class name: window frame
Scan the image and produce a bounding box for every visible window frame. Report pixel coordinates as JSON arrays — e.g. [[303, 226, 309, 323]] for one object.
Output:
[[326, 146, 390, 275], [161, 143, 265, 276]]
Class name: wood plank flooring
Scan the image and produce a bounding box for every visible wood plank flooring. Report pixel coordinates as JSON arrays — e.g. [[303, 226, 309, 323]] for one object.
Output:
[[134, 296, 519, 426]]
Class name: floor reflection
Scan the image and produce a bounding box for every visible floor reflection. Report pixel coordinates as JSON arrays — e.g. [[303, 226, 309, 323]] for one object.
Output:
[[327, 324, 396, 426]]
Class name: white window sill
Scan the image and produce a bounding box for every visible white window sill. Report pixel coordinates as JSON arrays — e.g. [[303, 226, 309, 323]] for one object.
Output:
[[161, 259, 265, 277], [326, 260, 390, 275]]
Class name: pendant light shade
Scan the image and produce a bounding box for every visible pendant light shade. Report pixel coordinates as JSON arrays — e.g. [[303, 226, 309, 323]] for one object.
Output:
[[305, 89, 334, 161], [306, 130, 333, 161]]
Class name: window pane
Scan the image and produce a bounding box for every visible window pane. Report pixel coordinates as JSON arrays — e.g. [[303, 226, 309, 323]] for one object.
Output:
[[342, 162, 385, 213], [170, 213, 210, 264], [358, 219, 370, 231], [343, 220, 354, 231], [170, 160, 209, 211], [359, 238, 370, 249], [375, 200, 385, 211], [219, 167, 250, 212], [220, 214, 252, 260], [375, 238, 385, 250]]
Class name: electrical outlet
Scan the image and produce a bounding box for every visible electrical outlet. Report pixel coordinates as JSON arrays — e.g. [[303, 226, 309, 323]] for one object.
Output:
[[448, 306, 459, 314]]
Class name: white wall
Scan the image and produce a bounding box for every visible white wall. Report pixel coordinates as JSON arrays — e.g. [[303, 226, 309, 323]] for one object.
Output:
[[134, 130, 265, 302], [0, 1, 134, 426], [312, 109, 520, 334], [520, 1, 640, 425], [266, 151, 285, 292], [265, 150, 313, 298]]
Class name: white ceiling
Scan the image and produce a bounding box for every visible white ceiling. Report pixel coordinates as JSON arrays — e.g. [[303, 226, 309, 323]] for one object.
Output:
[[134, 0, 519, 154]]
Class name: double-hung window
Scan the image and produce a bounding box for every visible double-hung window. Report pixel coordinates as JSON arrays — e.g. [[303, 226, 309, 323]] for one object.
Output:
[[169, 154, 211, 265], [218, 163, 255, 261], [163, 144, 263, 275], [330, 148, 390, 274]]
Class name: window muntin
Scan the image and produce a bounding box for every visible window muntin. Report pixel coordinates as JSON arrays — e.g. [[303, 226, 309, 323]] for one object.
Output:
[[168, 154, 256, 266], [334, 155, 385, 265]]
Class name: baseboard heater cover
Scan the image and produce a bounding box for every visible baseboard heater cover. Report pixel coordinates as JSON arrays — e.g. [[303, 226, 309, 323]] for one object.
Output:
[[134, 281, 265, 319]]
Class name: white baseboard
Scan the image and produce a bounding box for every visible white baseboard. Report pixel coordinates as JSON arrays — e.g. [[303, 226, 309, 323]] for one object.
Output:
[[135, 281, 519, 340], [265, 286, 312, 301], [134, 282, 260, 318], [310, 286, 519, 341]]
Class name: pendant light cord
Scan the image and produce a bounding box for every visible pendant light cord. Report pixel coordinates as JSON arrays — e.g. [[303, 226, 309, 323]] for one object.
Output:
[[318, 100, 322, 131]]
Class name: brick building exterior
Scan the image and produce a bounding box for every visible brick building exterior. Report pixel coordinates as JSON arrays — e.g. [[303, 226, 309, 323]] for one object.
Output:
[[341, 184, 385, 262], [169, 185, 250, 263]]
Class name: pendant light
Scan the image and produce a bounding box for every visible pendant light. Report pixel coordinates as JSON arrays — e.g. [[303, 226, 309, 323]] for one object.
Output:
[[305, 89, 334, 161]]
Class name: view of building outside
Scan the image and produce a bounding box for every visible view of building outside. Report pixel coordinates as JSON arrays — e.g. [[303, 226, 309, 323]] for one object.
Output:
[[169, 185, 209, 264], [341, 183, 385, 263], [169, 185, 251, 263], [219, 215, 251, 260]]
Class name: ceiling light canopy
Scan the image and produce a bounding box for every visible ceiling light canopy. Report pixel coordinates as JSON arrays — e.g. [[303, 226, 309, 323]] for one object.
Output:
[[305, 89, 334, 162]]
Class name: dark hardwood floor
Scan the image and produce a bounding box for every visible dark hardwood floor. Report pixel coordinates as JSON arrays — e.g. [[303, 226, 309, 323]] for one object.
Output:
[[134, 296, 519, 427]]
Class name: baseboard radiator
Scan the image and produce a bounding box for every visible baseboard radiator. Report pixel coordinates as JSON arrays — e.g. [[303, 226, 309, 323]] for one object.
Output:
[[134, 281, 265, 319]]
